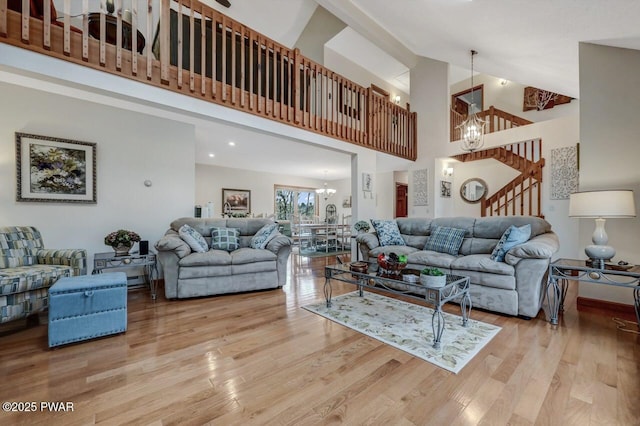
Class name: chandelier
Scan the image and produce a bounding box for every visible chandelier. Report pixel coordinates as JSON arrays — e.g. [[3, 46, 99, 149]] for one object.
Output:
[[315, 172, 336, 200], [457, 50, 486, 152]]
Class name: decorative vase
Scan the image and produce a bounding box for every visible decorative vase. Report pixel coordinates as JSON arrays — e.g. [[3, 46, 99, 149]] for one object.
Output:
[[113, 243, 132, 256], [420, 274, 446, 288]]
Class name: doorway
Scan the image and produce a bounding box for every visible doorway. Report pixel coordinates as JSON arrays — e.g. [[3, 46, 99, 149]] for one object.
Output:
[[395, 183, 408, 218], [451, 84, 484, 117]]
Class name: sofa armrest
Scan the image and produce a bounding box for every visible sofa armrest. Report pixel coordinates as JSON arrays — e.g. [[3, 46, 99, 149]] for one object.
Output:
[[154, 231, 191, 259], [37, 249, 87, 276], [505, 232, 559, 264], [355, 232, 379, 250], [266, 234, 292, 287], [355, 232, 379, 263], [266, 234, 292, 255]]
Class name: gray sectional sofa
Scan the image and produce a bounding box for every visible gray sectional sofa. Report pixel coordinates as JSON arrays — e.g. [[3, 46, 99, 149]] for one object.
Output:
[[356, 216, 559, 318], [155, 218, 292, 299]]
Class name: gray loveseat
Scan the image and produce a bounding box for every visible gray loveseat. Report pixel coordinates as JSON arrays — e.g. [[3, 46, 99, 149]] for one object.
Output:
[[356, 216, 559, 318], [155, 218, 292, 299]]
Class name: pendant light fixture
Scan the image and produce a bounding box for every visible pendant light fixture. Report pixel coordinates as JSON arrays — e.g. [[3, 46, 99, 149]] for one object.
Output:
[[458, 50, 486, 152], [316, 171, 336, 201]]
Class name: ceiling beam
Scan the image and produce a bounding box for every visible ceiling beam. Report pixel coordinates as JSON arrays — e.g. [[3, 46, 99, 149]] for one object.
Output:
[[314, 0, 418, 69]]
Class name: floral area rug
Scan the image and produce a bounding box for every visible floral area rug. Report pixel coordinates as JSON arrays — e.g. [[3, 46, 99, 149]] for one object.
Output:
[[303, 291, 501, 374]]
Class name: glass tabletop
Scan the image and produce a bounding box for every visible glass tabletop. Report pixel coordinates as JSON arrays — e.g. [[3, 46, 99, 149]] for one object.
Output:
[[551, 258, 640, 275], [325, 263, 468, 291]]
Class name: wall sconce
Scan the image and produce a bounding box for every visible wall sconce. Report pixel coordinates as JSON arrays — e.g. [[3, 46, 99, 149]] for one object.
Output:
[[443, 167, 454, 177], [500, 79, 508, 86], [394, 95, 401, 105]]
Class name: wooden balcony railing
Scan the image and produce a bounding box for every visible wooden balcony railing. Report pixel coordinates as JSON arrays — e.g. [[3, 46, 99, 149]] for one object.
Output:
[[0, 0, 417, 160], [450, 106, 533, 142]]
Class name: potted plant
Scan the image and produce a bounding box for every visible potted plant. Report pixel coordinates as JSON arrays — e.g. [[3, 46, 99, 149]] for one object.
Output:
[[354, 220, 370, 234], [420, 267, 446, 287], [104, 229, 141, 256]]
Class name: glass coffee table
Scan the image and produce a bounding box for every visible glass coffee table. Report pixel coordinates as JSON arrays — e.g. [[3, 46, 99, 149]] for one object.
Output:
[[324, 264, 472, 348]]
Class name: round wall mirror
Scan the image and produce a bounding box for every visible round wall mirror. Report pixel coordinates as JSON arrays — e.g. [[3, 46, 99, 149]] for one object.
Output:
[[460, 178, 488, 203]]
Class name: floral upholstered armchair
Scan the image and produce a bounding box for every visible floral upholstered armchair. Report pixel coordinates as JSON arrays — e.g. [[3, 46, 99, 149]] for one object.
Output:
[[0, 226, 86, 324]]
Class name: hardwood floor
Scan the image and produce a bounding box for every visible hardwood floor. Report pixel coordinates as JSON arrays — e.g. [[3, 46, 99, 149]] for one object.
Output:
[[1, 254, 638, 425]]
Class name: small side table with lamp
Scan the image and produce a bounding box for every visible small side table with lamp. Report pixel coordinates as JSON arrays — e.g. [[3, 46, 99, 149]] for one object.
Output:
[[545, 190, 637, 326]]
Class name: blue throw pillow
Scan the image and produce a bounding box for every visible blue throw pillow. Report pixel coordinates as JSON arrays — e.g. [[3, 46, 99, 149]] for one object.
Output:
[[370, 220, 405, 246], [424, 226, 466, 256], [178, 224, 208, 253], [250, 223, 279, 249], [490, 224, 532, 262], [211, 227, 240, 252]]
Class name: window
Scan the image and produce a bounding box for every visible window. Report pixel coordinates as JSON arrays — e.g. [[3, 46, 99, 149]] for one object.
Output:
[[274, 185, 317, 220]]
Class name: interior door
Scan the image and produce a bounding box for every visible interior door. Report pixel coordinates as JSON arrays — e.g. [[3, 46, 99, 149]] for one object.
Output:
[[395, 183, 408, 218]]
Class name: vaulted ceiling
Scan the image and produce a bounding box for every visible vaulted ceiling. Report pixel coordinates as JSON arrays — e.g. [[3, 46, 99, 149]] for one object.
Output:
[[192, 0, 640, 180]]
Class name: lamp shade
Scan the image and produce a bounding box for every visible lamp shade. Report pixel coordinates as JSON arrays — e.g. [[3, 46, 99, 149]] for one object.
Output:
[[569, 190, 636, 218]]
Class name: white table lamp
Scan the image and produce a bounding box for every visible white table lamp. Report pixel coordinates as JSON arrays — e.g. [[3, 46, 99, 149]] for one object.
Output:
[[569, 190, 636, 261]]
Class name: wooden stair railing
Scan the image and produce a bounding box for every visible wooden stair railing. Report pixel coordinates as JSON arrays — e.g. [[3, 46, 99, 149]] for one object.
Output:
[[452, 139, 544, 217], [0, 0, 417, 161], [450, 106, 533, 142]]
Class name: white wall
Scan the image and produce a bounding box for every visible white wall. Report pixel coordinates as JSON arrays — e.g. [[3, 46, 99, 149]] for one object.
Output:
[[0, 82, 195, 270], [324, 48, 409, 106], [195, 164, 353, 219], [578, 43, 640, 305], [409, 56, 450, 217], [294, 5, 345, 65]]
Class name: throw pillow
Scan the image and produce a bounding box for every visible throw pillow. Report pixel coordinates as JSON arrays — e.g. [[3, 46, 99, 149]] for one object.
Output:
[[211, 227, 240, 251], [424, 226, 466, 256], [178, 224, 208, 253], [490, 224, 532, 262], [370, 219, 405, 246], [250, 223, 279, 249]]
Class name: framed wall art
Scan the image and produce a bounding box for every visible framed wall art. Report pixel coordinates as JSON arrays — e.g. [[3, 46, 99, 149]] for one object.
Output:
[[222, 188, 251, 214], [440, 181, 451, 198], [16, 132, 97, 203]]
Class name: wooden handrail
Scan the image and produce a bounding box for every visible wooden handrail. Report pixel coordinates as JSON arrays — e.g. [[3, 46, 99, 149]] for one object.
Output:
[[453, 139, 544, 217], [0, 0, 417, 161], [450, 105, 533, 142]]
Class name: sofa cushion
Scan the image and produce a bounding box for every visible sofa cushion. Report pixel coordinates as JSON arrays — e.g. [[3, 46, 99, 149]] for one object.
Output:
[[368, 246, 419, 259], [179, 250, 231, 267], [0, 264, 73, 297], [451, 254, 515, 276], [490, 224, 531, 262], [178, 224, 208, 253], [211, 227, 240, 251], [250, 224, 279, 249], [407, 250, 457, 269], [371, 220, 405, 246], [232, 247, 277, 265], [0, 226, 43, 268], [424, 226, 466, 255]]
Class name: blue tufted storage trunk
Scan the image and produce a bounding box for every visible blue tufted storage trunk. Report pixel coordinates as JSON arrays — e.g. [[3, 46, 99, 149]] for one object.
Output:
[[48, 272, 127, 348]]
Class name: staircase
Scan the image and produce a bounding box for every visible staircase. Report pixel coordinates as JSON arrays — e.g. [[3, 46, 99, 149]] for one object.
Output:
[[452, 139, 544, 217]]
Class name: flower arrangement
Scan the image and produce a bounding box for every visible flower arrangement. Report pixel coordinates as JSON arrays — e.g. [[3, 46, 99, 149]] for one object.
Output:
[[354, 220, 370, 233], [104, 229, 141, 248]]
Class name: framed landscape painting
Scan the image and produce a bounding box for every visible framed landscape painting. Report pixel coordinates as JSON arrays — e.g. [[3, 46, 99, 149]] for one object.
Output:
[[16, 133, 97, 203], [222, 188, 251, 214]]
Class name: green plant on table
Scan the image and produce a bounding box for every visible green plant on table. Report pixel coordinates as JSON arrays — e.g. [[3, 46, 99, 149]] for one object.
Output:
[[420, 267, 444, 276]]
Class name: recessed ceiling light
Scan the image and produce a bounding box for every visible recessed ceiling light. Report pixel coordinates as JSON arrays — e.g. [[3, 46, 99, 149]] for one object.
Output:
[[228, 142, 236, 146], [208, 153, 215, 158]]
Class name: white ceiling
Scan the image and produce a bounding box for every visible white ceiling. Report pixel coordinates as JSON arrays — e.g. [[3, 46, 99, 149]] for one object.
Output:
[[190, 0, 640, 179], [346, 0, 640, 98]]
